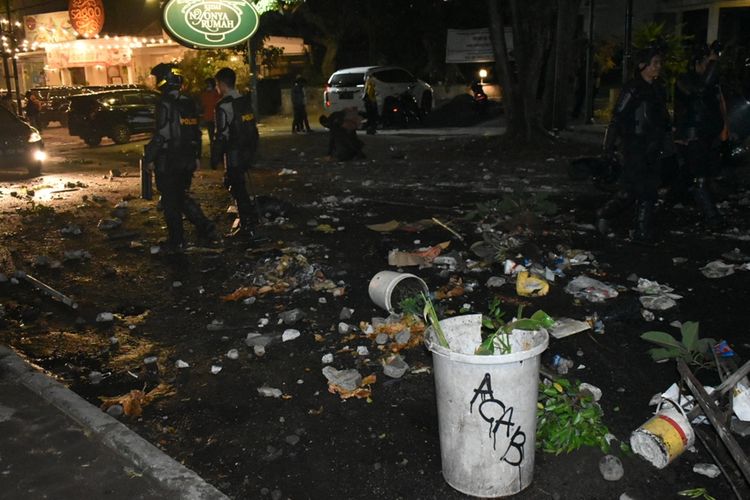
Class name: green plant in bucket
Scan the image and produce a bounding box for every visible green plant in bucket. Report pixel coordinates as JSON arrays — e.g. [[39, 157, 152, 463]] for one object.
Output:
[[421, 293, 449, 349], [476, 301, 554, 355]]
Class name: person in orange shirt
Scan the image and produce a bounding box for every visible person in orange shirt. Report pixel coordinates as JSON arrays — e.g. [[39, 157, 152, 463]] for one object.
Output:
[[200, 78, 221, 168]]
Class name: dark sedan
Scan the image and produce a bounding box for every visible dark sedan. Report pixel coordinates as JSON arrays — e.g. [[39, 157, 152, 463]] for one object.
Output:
[[0, 107, 45, 176]]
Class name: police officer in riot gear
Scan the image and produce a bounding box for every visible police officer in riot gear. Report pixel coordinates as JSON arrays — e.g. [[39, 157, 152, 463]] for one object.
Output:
[[597, 44, 671, 244], [144, 62, 216, 253], [211, 67, 259, 240], [673, 41, 725, 226]]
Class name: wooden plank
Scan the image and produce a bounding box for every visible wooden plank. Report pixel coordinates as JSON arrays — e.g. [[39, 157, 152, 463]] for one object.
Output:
[[678, 360, 750, 485], [694, 427, 750, 500]]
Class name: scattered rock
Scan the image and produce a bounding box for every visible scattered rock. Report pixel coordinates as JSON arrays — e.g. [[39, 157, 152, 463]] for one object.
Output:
[[339, 307, 354, 320], [693, 463, 721, 478], [356, 346, 369, 356], [279, 308, 305, 325], [96, 312, 114, 323], [105, 404, 124, 418], [599, 455, 624, 481], [395, 329, 411, 344], [282, 329, 301, 342], [321, 366, 362, 391], [285, 434, 300, 446], [375, 333, 389, 345], [226, 349, 240, 360], [382, 354, 409, 379], [258, 386, 283, 398], [321, 353, 333, 364]]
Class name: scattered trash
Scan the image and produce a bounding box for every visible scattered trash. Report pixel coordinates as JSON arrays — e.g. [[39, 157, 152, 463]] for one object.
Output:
[[226, 349, 240, 360], [368, 271, 428, 313], [692, 463, 721, 478], [322, 366, 375, 400], [549, 318, 591, 339], [99, 383, 175, 417], [210, 365, 222, 374], [639, 295, 677, 311], [564, 275, 618, 302], [321, 353, 333, 364], [175, 360, 189, 369], [485, 276, 506, 288], [387, 242, 450, 267], [631, 399, 695, 469], [516, 271, 550, 297], [579, 383, 602, 402], [599, 455, 624, 481], [700, 260, 735, 279], [551, 354, 575, 375], [258, 386, 283, 398], [356, 346, 369, 356], [642, 310, 655, 321]]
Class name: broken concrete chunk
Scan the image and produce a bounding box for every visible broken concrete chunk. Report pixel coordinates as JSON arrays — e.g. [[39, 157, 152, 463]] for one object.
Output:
[[375, 333, 389, 345], [395, 330, 411, 345], [279, 308, 305, 325], [339, 307, 354, 320], [382, 354, 409, 379], [599, 455, 624, 481], [97, 218, 122, 231], [96, 312, 114, 323], [321, 366, 362, 391], [258, 386, 283, 398], [692, 463, 721, 478], [282, 329, 301, 342]]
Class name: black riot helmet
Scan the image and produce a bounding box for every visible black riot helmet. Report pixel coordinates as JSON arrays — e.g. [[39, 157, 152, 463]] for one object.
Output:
[[690, 43, 710, 67], [635, 40, 667, 70], [151, 62, 183, 92]]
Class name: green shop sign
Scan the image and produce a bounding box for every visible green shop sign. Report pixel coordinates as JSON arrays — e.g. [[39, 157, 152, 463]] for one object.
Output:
[[162, 0, 260, 49]]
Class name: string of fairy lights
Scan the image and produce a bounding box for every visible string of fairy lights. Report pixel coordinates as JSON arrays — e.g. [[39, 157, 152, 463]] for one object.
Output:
[[1, 17, 178, 60]]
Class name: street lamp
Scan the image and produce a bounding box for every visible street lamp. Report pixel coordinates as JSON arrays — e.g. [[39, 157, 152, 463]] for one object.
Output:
[[478, 68, 487, 84]]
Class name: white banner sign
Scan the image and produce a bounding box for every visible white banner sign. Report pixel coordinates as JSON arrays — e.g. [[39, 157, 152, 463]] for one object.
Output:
[[445, 28, 513, 63]]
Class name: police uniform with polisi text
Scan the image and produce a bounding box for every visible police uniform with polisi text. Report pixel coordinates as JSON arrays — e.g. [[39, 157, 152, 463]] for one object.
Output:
[[144, 63, 215, 251], [211, 88, 259, 236]]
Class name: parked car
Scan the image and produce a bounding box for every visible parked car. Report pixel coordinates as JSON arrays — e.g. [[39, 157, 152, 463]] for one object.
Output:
[[28, 86, 90, 128], [323, 66, 432, 117], [67, 88, 159, 146], [0, 105, 45, 176]]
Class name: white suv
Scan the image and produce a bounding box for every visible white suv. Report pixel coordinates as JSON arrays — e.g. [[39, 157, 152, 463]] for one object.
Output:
[[323, 66, 432, 115]]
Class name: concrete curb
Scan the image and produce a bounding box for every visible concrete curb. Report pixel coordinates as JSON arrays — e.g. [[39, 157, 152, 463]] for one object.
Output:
[[0, 345, 228, 500]]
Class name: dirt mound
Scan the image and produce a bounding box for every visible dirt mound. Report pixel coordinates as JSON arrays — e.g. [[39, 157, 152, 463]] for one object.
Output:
[[423, 93, 502, 127]]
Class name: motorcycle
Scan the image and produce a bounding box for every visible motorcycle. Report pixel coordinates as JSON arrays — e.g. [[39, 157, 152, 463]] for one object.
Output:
[[380, 85, 421, 128]]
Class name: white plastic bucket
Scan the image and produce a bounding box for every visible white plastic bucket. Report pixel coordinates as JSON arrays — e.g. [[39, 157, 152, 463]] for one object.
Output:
[[425, 315, 549, 497], [368, 271, 428, 312], [630, 400, 695, 469]]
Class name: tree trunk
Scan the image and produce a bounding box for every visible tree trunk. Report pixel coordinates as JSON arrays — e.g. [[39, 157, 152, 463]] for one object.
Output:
[[487, 0, 577, 143], [320, 38, 339, 81]]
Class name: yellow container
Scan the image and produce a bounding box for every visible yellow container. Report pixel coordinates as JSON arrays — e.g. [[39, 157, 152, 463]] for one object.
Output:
[[630, 402, 695, 469]]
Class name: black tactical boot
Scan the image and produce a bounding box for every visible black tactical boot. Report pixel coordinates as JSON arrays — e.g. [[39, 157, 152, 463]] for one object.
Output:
[[632, 201, 656, 245], [183, 196, 219, 244], [691, 178, 722, 228], [596, 193, 631, 235]]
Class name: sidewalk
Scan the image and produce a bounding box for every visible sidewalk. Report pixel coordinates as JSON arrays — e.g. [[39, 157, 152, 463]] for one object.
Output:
[[0, 346, 227, 500]]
